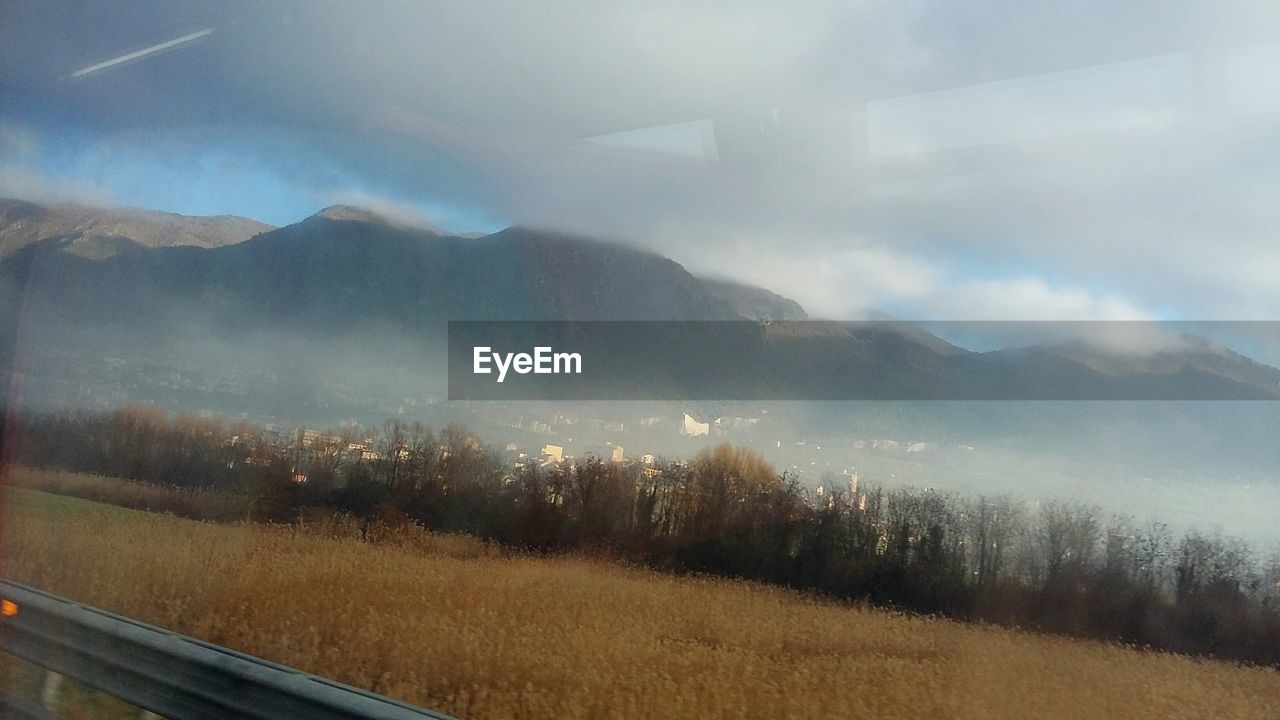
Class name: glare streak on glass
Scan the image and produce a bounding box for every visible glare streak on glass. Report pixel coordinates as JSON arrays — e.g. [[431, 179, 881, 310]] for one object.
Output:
[[65, 27, 217, 80]]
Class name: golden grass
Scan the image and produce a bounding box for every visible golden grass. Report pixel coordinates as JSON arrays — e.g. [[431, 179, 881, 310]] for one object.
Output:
[[7, 465, 247, 521], [3, 487, 1278, 720]]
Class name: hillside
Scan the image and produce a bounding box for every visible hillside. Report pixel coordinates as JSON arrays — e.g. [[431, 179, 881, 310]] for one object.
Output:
[[701, 278, 809, 321], [4, 485, 1278, 720], [0, 197, 272, 260]]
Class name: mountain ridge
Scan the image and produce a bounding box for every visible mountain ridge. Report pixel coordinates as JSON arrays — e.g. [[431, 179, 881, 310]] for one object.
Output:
[[0, 197, 273, 260], [2, 199, 1278, 403]]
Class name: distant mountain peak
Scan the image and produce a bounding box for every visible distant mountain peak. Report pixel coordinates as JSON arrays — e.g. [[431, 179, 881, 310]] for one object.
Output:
[[308, 204, 448, 235]]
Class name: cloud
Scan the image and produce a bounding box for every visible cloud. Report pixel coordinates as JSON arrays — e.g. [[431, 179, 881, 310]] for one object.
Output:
[[916, 279, 1150, 322], [3, 1, 1279, 322], [677, 232, 1152, 321], [321, 189, 446, 233], [0, 124, 114, 205], [0, 123, 40, 161], [0, 164, 115, 206]]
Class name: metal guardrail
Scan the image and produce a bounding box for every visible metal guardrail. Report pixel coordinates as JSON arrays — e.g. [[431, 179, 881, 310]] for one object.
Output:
[[0, 688, 63, 720], [0, 580, 457, 720]]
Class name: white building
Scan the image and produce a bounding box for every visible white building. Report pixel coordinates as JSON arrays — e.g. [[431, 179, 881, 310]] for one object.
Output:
[[680, 413, 709, 437]]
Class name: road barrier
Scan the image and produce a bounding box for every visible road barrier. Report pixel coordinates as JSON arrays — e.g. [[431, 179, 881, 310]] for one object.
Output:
[[0, 580, 456, 719]]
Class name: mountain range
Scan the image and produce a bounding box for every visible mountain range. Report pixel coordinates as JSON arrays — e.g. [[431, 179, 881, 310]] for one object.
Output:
[[1, 197, 1278, 404]]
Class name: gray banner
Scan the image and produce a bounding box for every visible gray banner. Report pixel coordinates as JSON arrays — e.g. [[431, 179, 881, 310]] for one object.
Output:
[[447, 321, 1280, 401]]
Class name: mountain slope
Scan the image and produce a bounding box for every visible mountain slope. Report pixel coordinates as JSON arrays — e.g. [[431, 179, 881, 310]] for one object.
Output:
[[701, 278, 808, 321], [2, 206, 742, 336], [0, 197, 273, 260]]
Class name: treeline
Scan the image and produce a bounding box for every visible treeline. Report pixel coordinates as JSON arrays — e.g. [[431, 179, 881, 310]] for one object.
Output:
[[10, 406, 1280, 666]]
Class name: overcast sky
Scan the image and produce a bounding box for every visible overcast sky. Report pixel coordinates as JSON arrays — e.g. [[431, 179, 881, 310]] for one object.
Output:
[[2, 0, 1279, 324]]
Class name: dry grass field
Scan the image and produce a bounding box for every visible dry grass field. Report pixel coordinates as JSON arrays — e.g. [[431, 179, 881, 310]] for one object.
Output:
[[3, 485, 1279, 720], [5, 466, 249, 521]]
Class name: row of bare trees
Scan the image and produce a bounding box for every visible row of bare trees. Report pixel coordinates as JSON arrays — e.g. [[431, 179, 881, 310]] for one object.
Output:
[[11, 407, 1280, 665]]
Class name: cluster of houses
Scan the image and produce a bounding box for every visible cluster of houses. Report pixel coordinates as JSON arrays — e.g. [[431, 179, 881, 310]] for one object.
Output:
[[297, 427, 384, 461], [263, 410, 865, 504], [509, 442, 655, 470], [507, 410, 762, 440]]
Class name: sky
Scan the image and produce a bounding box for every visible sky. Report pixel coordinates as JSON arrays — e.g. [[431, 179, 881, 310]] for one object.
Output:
[[2, 0, 1280, 324]]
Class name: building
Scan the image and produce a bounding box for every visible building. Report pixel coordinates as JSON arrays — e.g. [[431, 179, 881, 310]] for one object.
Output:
[[714, 415, 760, 430], [297, 427, 340, 448], [610, 445, 625, 463], [541, 444, 564, 462], [680, 412, 709, 437], [588, 418, 626, 433], [342, 441, 382, 462], [842, 468, 859, 496], [525, 420, 552, 434]]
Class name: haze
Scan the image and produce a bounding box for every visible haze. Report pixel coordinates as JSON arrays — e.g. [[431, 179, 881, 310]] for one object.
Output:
[[3, 1, 1280, 324]]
